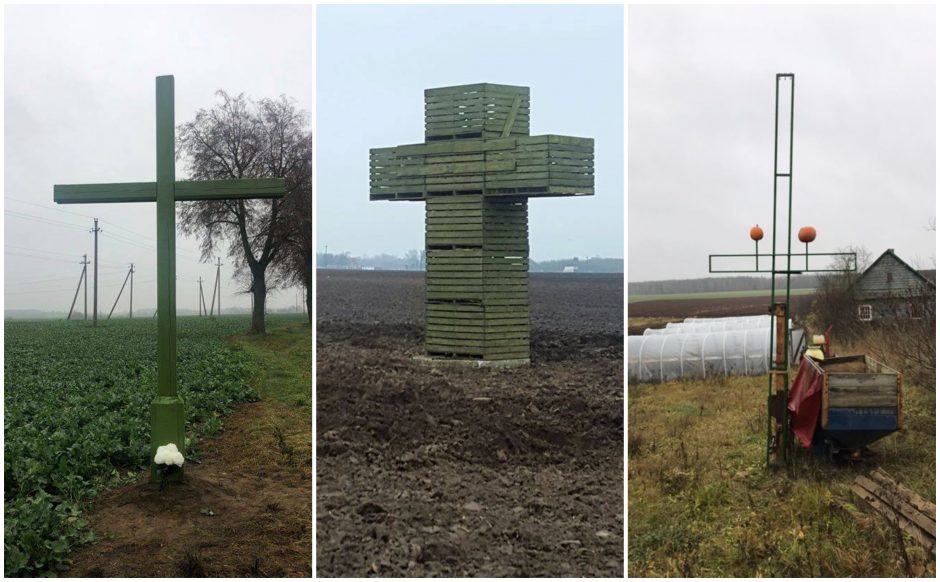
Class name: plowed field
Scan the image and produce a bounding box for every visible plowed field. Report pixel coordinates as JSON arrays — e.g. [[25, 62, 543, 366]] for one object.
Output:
[[316, 270, 624, 577]]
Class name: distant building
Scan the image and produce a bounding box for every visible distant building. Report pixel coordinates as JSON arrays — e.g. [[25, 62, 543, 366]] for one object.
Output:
[[852, 249, 934, 321], [563, 266, 578, 273]]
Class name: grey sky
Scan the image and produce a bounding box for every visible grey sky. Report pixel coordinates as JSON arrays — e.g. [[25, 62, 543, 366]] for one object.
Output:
[[316, 4, 624, 262], [4, 4, 311, 313], [629, 5, 935, 282]]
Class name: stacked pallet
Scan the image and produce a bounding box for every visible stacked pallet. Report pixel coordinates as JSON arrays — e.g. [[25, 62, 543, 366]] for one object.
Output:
[[424, 83, 530, 141], [369, 83, 594, 363], [370, 136, 594, 200], [425, 195, 529, 361]]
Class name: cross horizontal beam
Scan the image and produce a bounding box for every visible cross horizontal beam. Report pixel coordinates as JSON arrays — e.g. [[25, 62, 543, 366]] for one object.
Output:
[[708, 251, 857, 274], [54, 178, 286, 204]]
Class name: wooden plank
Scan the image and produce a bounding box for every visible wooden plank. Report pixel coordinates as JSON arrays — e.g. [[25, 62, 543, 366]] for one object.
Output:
[[828, 374, 899, 389], [855, 475, 935, 537], [869, 468, 936, 521], [851, 483, 935, 554]]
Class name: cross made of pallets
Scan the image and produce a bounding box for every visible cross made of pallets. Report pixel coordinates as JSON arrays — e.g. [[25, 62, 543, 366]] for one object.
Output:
[[369, 83, 594, 365]]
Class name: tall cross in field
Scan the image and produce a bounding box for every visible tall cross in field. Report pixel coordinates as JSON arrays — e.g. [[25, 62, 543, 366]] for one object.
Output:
[[55, 76, 285, 477], [707, 74, 855, 467], [370, 84, 594, 364]]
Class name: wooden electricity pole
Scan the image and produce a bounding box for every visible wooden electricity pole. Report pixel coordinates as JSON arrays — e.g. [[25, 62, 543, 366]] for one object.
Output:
[[107, 264, 134, 320], [91, 218, 101, 326], [198, 277, 207, 317], [215, 258, 222, 316], [67, 256, 88, 320], [129, 263, 135, 318]]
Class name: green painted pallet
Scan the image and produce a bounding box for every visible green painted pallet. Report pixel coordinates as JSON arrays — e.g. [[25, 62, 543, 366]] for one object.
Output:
[[370, 83, 593, 361]]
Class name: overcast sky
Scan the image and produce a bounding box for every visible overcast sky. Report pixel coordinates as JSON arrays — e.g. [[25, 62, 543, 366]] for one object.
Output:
[[316, 4, 624, 262], [629, 5, 935, 282], [4, 4, 311, 313]]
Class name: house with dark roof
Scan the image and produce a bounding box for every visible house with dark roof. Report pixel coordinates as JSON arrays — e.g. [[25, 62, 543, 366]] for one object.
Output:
[[852, 249, 935, 322]]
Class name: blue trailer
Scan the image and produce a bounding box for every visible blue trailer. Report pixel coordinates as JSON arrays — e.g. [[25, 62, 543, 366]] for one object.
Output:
[[811, 355, 902, 458]]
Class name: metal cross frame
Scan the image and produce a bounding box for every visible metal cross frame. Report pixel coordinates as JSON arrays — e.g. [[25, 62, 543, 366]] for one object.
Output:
[[707, 74, 856, 467], [54, 75, 286, 478]]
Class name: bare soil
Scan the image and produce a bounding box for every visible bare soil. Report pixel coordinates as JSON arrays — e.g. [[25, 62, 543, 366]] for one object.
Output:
[[316, 269, 624, 577], [628, 294, 814, 321]]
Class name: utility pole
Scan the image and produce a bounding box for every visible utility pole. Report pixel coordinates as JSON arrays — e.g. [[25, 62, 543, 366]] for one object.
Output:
[[198, 277, 205, 317], [215, 258, 222, 316], [83, 254, 90, 320], [107, 264, 133, 320], [209, 263, 218, 318], [91, 218, 101, 326], [67, 256, 88, 320], [129, 263, 134, 318]]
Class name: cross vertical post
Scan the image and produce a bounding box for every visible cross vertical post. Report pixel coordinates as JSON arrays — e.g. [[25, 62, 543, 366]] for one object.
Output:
[[151, 75, 185, 479]]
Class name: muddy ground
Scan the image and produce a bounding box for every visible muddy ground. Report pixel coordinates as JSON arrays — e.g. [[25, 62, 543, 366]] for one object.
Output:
[[316, 270, 624, 577]]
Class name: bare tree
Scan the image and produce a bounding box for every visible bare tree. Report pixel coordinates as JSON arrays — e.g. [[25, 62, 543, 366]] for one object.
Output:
[[808, 245, 870, 341], [176, 91, 311, 333]]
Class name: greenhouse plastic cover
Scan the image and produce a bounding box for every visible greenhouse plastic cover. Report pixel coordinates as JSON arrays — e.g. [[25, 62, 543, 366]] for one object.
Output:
[[642, 315, 787, 336], [628, 329, 771, 383], [628, 324, 805, 383]]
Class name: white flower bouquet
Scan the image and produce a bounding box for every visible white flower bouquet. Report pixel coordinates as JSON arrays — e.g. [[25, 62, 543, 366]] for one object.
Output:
[[153, 443, 185, 487]]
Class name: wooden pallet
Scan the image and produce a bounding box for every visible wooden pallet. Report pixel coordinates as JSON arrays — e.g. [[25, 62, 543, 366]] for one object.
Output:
[[851, 467, 935, 555], [369, 135, 594, 200], [424, 83, 530, 141], [424, 196, 530, 361]]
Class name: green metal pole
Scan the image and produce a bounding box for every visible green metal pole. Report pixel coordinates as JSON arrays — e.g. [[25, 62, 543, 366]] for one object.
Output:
[[783, 75, 795, 461], [767, 76, 780, 467], [151, 75, 185, 479]]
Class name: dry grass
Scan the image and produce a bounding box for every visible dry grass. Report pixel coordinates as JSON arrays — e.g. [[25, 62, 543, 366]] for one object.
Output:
[[628, 375, 935, 577]]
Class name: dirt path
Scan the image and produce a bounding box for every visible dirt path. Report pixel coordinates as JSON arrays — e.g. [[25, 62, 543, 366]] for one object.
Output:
[[65, 324, 312, 577]]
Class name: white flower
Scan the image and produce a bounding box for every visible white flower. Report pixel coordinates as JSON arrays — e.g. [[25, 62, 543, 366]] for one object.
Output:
[[154, 443, 184, 466]]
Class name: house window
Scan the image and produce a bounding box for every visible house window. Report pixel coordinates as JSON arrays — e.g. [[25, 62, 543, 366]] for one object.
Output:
[[886, 272, 893, 284], [909, 302, 925, 319], [858, 304, 873, 321]]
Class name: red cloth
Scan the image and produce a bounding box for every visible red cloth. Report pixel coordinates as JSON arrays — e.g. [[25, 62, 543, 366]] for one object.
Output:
[[787, 358, 825, 448]]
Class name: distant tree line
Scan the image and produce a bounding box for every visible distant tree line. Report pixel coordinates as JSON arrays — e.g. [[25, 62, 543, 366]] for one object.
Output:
[[317, 251, 623, 273], [530, 257, 623, 273], [628, 274, 819, 296]]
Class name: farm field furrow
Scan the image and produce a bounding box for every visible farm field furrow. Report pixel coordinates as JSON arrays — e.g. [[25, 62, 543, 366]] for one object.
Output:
[[628, 293, 815, 322], [629, 288, 816, 303], [3, 315, 303, 577], [316, 269, 624, 577]]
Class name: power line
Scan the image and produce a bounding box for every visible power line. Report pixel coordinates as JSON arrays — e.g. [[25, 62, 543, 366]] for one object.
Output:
[[5, 210, 89, 232], [6, 196, 97, 220]]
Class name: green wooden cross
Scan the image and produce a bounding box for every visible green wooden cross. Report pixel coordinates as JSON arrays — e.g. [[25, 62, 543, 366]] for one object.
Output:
[[370, 83, 594, 364], [54, 75, 285, 477]]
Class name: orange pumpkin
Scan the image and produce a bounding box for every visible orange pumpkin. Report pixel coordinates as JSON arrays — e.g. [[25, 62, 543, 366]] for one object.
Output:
[[798, 226, 816, 243], [749, 225, 764, 241]]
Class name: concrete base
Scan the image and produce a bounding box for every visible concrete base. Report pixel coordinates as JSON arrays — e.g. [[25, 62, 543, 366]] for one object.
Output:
[[414, 355, 530, 369]]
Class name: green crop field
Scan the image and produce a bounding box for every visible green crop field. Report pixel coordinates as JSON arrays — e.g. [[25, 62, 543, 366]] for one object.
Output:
[[3, 314, 306, 576], [628, 288, 816, 304]]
